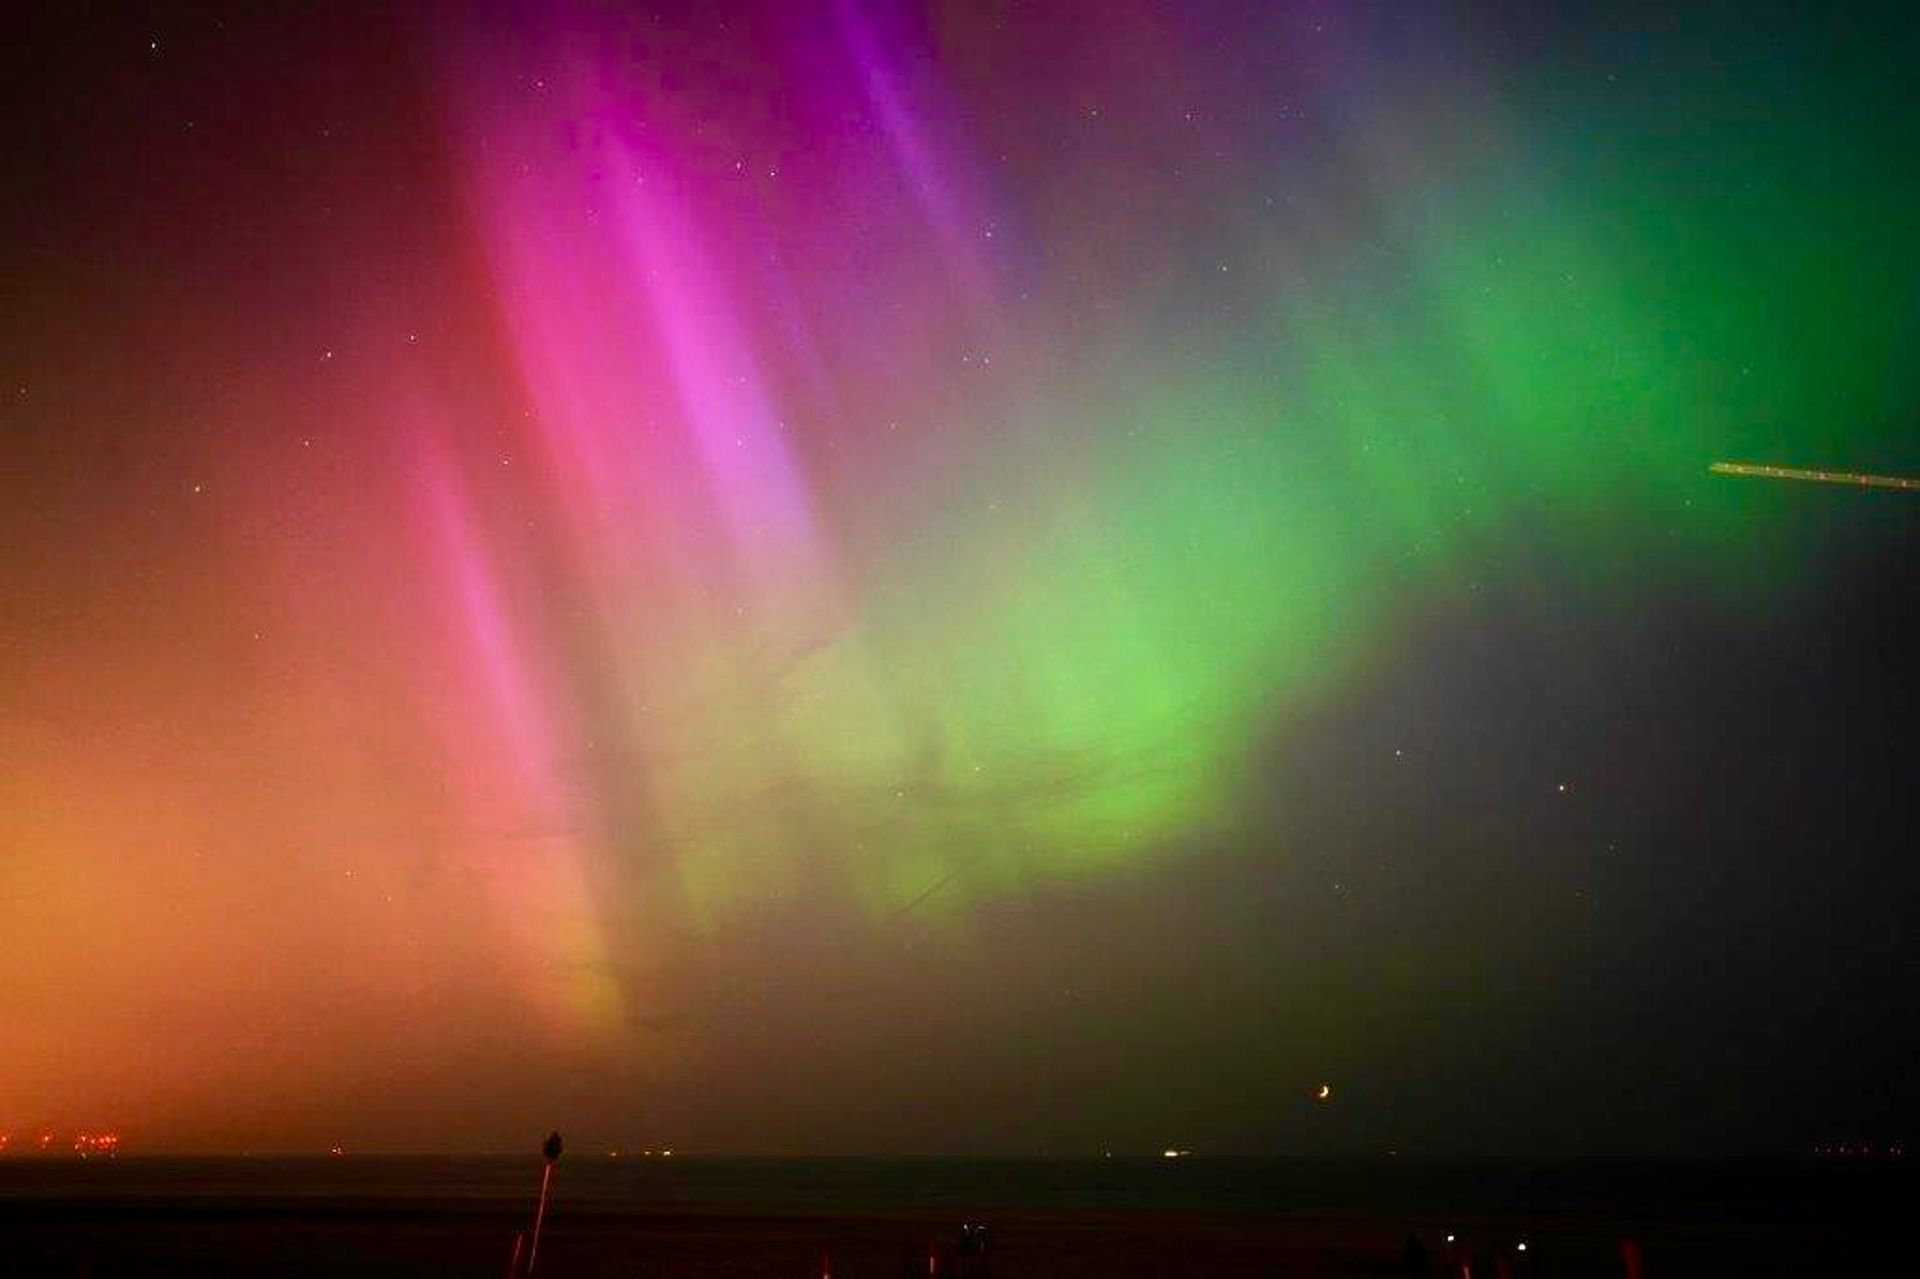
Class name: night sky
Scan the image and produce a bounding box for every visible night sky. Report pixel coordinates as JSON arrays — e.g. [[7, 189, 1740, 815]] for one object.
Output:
[[3, 2, 1917, 1157]]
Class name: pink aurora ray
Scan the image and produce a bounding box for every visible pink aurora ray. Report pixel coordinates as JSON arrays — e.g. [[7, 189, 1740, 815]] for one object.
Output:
[[399, 1, 1005, 1028]]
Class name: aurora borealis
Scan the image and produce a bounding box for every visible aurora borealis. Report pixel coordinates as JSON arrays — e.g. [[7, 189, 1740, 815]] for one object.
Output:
[[3, 2, 1918, 1155]]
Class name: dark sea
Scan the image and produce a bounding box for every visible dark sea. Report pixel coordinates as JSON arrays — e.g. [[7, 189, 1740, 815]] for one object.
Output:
[[0, 1154, 1909, 1224]]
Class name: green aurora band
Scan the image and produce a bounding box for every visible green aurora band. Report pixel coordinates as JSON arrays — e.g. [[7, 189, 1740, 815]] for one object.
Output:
[[650, 67, 1917, 931]]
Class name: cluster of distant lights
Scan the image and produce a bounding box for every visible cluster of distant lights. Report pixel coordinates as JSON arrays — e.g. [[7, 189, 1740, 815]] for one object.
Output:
[[0, 1130, 122, 1157], [1810, 1141, 1906, 1159]]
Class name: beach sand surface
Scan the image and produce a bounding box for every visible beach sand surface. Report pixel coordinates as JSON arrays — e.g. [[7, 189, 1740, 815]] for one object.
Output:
[[3, 1198, 1909, 1276], [2, 1157, 1909, 1276]]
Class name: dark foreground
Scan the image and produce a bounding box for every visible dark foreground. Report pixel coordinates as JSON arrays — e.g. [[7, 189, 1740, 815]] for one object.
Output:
[[1, 1157, 1910, 1276]]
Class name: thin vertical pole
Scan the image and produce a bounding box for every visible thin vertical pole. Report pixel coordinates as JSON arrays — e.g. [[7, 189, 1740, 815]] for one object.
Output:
[[527, 1161, 555, 1272]]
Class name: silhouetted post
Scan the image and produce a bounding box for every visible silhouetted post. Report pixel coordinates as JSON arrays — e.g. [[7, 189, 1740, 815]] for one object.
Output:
[[526, 1130, 563, 1273], [1403, 1231, 1429, 1276]]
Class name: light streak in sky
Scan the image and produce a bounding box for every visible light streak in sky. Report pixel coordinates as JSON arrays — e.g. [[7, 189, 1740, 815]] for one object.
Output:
[[1710, 462, 1920, 491]]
